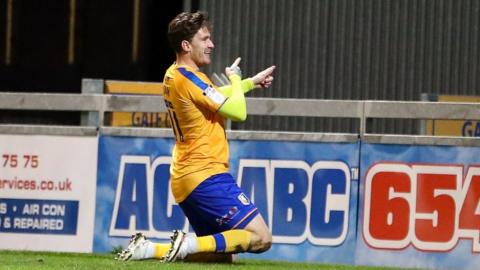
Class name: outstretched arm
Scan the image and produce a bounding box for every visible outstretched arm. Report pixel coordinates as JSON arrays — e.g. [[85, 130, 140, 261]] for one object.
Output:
[[219, 79, 255, 97], [219, 65, 276, 96]]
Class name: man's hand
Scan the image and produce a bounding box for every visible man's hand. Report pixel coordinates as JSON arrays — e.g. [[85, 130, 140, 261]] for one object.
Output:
[[252, 66, 276, 88], [225, 57, 242, 78]]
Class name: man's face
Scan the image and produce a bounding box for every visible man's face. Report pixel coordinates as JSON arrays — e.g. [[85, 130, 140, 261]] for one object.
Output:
[[188, 26, 214, 67]]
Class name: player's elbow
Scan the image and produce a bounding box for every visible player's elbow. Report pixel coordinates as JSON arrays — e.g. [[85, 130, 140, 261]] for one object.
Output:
[[231, 112, 247, 122]]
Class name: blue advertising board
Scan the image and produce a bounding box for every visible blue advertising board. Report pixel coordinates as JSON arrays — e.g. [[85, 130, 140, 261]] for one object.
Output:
[[0, 198, 78, 234], [94, 135, 360, 265], [357, 143, 480, 270]]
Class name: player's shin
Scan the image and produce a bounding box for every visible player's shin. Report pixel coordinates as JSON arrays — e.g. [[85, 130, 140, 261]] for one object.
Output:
[[196, 229, 252, 253]]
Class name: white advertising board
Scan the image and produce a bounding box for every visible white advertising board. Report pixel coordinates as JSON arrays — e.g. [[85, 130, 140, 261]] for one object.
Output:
[[0, 134, 98, 252]]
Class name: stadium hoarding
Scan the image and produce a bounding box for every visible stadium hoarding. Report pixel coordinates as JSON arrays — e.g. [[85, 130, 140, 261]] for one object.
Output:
[[104, 80, 170, 128], [422, 94, 480, 137], [356, 143, 480, 270], [0, 134, 98, 252], [94, 135, 360, 265]]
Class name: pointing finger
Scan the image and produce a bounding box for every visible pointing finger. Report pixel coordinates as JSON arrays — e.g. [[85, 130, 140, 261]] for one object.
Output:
[[230, 57, 241, 69], [259, 66, 276, 77]]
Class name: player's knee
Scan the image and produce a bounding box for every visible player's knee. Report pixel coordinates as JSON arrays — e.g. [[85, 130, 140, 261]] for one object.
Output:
[[255, 230, 272, 253], [261, 231, 272, 252], [244, 214, 272, 253]]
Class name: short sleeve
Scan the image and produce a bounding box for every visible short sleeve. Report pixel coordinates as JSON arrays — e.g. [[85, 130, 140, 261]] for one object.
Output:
[[176, 67, 227, 112]]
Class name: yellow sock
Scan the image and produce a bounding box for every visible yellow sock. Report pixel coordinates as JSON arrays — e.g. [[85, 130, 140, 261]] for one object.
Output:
[[153, 243, 171, 259], [196, 230, 251, 253], [196, 235, 216, 253]]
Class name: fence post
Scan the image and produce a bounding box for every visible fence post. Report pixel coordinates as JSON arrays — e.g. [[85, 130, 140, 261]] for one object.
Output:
[[81, 78, 104, 127]]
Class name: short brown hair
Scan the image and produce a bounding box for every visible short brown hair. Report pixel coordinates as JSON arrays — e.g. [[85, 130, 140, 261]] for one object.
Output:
[[167, 11, 211, 53]]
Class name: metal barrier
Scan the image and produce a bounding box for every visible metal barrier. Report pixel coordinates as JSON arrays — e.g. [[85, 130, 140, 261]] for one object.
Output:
[[0, 91, 479, 145], [363, 100, 480, 146]]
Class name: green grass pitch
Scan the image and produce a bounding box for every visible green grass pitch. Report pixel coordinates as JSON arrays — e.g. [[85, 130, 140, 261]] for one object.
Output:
[[0, 250, 426, 270]]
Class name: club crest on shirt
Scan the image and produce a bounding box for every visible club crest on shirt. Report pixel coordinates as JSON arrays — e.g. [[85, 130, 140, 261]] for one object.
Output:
[[238, 193, 251, 205], [204, 86, 226, 105]]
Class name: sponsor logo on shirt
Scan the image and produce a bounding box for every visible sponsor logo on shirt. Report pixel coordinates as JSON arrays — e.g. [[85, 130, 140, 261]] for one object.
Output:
[[216, 206, 239, 226], [204, 86, 226, 105]]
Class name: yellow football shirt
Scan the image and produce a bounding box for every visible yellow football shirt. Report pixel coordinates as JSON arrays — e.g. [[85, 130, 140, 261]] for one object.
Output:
[[163, 63, 230, 203]]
